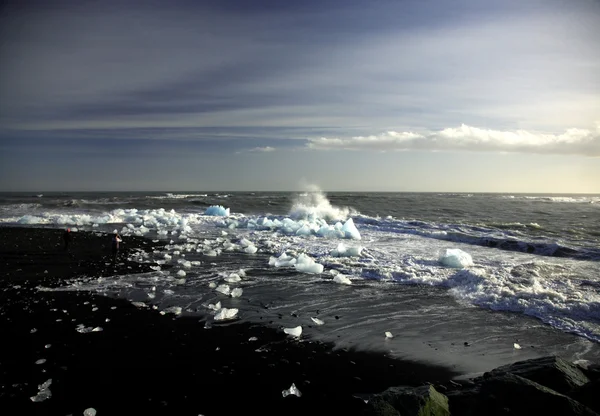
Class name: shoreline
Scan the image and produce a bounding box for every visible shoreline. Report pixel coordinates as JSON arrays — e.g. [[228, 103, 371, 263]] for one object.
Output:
[[1, 227, 460, 415]]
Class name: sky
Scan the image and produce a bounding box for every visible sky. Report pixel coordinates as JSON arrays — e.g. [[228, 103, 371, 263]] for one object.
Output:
[[0, 0, 599, 192]]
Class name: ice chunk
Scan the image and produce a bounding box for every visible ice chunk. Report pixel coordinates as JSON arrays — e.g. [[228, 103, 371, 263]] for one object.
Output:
[[215, 284, 231, 296], [514, 343, 522, 349], [214, 307, 239, 321], [35, 359, 46, 365], [270, 252, 297, 268], [333, 275, 352, 285], [225, 274, 241, 283], [249, 336, 258, 341], [341, 218, 361, 240], [208, 301, 222, 311], [244, 245, 258, 254], [209, 282, 217, 289], [311, 317, 324, 325], [294, 253, 324, 274], [160, 306, 182, 316], [231, 288, 243, 298], [439, 248, 473, 268], [176, 270, 186, 277], [282, 383, 302, 398], [283, 326, 302, 337], [84, 408, 97, 416], [30, 378, 52, 402], [385, 331, 394, 339], [331, 242, 363, 257], [205, 205, 230, 216]]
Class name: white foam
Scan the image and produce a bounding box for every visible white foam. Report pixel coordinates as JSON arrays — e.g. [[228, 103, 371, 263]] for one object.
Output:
[[289, 187, 352, 221]]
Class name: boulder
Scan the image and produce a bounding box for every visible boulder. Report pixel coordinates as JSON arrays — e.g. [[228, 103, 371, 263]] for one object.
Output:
[[476, 373, 598, 416], [483, 356, 590, 395], [362, 384, 450, 416], [570, 380, 600, 414]]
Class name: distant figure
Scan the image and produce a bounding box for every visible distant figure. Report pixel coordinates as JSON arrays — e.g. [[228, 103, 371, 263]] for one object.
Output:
[[111, 232, 122, 261], [63, 228, 72, 251]]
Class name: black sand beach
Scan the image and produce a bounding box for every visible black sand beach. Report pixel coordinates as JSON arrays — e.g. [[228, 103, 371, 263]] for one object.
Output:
[[0, 227, 459, 415]]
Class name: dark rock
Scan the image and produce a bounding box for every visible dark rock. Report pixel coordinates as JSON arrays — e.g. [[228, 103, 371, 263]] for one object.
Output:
[[570, 379, 600, 414], [577, 363, 600, 382], [477, 373, 598, 416], [484, 356, 590, 395], [445, 385, 481, 416], [362, 398, 400, 416], [363, 384, 450, 416]]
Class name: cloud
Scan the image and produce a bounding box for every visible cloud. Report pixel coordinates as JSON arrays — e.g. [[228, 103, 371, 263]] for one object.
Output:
[[307, 124, 600, 156], [237, 146, 276, 154]]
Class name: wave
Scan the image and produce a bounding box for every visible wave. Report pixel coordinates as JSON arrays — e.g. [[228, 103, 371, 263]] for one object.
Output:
[[500, 195, 600, 204], [355, 216, 600, 261], [289, 186, 357, 221]]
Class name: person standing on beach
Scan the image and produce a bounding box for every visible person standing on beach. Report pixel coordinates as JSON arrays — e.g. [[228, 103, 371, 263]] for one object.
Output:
[[63, 228, 72, 251], [111, 232, 122, 261]]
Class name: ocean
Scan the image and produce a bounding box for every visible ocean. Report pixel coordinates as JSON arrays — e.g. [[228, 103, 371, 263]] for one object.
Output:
[[2, 191, 599, 376]]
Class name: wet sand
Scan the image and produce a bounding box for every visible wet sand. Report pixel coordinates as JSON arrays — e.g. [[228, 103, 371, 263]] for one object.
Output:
[[0, 227, 459, 416]]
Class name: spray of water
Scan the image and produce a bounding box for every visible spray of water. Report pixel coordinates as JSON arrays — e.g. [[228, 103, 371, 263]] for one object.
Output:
[[289, 184, 354, 222]]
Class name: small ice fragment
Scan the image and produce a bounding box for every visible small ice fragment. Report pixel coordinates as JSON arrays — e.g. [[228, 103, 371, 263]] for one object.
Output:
[[35, 359, 46, 365], [209, 282, 217, 289], [249, 337, 258, 341], [385, 331, 394, 339], [282, 383, 302, 398], [283, 326, 302, 337], [225, 274, 241, 283], [333, 275, 352, 285], [177, 270, 186, 277], [514, 343, 521, 349], [244, 245, 258, 254], [105, 318, 110, 322], [31, 328, 37, 333], [92, 327, 103, 332], [110, 306, 117, 310], [84, 408, 97, 416], [160, 306, 182, 316], [44, 344, 51, 349], [92, 307, 98, 312], [230, 288, 243, 298], [215, 284, 231, 296], [131, 302, 147, 308], [214, 307, 239, 321], [30, 378, 52, 402], [311, 317, 324, 325], [439, 248, 473, 268], [208, 301, 222, 311]]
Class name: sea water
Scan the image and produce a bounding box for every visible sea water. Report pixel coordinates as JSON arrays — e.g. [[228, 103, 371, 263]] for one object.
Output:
[[2, 190, 599, 375]]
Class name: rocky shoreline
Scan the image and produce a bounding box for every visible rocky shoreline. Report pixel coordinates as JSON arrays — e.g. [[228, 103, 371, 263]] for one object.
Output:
[[364, 355, 600, 415]]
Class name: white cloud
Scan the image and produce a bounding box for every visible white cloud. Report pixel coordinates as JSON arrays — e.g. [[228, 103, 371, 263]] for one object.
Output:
[[237, 146, 276, 154], [307, 124, 600, 156]]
